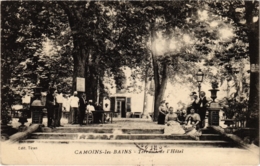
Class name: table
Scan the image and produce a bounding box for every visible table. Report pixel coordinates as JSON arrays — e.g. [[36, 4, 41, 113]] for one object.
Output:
[[91, 111, 114, 124]]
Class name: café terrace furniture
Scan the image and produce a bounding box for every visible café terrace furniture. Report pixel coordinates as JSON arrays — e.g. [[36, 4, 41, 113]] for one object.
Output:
[[85, 111, 114, 125]]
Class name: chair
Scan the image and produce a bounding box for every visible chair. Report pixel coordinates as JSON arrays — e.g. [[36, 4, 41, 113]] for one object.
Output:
[[84, 112, 93, 125]]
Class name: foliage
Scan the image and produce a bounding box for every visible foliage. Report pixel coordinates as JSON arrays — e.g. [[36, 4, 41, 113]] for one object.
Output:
[[220, 97, 248, 120], [1, 1, 73, 94], [1, 1, 257, 123], [211, 80, 219, 89], [1, 86, 14, 125]]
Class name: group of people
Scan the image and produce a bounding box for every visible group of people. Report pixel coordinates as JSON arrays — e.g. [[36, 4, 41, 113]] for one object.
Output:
[[158, 91, 208, 140], [46, 88, 100, 128]]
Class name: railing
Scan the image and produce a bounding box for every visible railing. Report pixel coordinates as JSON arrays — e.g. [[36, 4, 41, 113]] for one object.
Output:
[[221, 116, 246, 134], [221, 119, 246, 128]]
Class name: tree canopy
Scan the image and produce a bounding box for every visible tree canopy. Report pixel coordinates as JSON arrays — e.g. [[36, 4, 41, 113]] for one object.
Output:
[[1, 1, 258, 125]]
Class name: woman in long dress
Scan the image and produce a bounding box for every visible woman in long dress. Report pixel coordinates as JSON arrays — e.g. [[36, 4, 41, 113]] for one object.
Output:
[[164, 107, 186, 135], [158, 101, 168, 125], [183, 108, 202, 140]]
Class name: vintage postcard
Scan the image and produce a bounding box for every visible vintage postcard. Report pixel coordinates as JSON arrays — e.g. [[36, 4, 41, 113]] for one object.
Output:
[[1, 1, 259, 165]]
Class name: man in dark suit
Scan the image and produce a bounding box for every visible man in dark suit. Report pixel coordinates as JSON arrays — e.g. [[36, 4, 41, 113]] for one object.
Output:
[[78, 93, 87, 126], [198, 91, 208, 128], [187, 92, 197, 114], [46, 87, 57, 128], [192, 94, 200, 113]]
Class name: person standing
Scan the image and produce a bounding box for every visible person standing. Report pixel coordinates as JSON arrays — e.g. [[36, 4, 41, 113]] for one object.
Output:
[[198, 91, 208, 128], [103, 103, 110, 122], [62, 94, 70, 120], [69, 91, 79, 124], [157, 100, 168, 125], [52, 89, 59, 128], [192, 94, 200, 113], [55, 90, 64, 127], [96, 102, 104, 123], [79, 93, 87, 126], [46, 87, 57, 128], [165, 102, 169, 111], [187, 92, 197, 114]]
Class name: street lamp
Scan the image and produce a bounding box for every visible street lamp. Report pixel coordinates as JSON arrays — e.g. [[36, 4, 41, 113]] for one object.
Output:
[[196, 69, 204, 97]]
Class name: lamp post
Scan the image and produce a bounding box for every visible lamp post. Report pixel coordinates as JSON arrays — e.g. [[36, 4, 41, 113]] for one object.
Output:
[[196, 69, 204, 98]]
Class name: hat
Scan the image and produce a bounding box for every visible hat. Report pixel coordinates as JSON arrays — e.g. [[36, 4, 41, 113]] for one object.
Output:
[[190, 92, 197, 96], [73, 91, 78, 95], [160, 100, 166, 103]]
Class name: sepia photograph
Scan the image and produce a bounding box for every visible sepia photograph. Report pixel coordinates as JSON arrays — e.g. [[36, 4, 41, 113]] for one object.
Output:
[[1, 1, 259, 165]]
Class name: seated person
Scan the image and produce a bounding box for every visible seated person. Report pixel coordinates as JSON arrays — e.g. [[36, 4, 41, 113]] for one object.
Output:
[[178, 109, 188, 125], [164, 107, 185, 135], [183, 108, 202, 140], [86, 100, 95, 113], [185, 108, 200, 129]]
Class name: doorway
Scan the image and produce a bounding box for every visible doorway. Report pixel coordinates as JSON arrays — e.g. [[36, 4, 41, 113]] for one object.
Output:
[[116, 98, 126, 118], [110, 96, 131, 118]]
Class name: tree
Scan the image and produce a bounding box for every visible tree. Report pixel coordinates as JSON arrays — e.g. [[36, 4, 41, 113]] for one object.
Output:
[[1, 1, 140, 104], [1, 1, 73, 94], [195, 1, 259, 128], [116, 1, 248, 120], [1, 1, 256, 125]]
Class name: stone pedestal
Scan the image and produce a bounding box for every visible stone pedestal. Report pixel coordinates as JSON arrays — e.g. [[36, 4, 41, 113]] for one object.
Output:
[[31, 106, 44, 124], [208, 102, 220, 126]]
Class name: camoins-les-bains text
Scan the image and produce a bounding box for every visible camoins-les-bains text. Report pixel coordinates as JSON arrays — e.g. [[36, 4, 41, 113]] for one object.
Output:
[[74, 149, 132, 154]]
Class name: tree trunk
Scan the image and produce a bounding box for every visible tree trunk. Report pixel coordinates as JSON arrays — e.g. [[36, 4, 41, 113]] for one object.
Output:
[[150, 22, 169, 121], [246, 33, 259, 128], [150, 22, 162, 121], [156, 62, 168, 111], [85, 65, 97, 102], [142, 67, 149, 114], [71, 42, 87, 93], [97, 75, 100, 104], [245, 1, 259, 129], [58, 2, 89, 95], [153, 62, 168, 121]]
